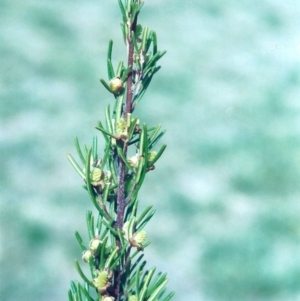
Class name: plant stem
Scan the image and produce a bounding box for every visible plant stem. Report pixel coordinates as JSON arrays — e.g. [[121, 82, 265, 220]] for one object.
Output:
[[116, 5, 138, 231], [115, 10, 139, 301]]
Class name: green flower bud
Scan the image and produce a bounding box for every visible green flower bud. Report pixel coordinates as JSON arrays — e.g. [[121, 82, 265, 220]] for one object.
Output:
[[148, 151, 157, 163], [93, 270, 109, 293], [128, 296, 138, 301], [131, 230, 146, 247], [115, 118, 127, 139], [82, 250, 93, 263], [128, 154, 140, 168], [91, 168, 102, 183], [116, 118, 126, 133], [109, 77, 123, 93], [89, 238, 102, 251]]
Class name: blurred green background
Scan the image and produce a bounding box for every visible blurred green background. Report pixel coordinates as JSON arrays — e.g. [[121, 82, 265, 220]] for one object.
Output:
[[1, 0, 300, 300]]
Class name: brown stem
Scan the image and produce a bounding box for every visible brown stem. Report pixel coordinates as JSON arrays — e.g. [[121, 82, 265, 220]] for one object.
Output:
[[116, 4, 138, 231], [114, 9, 139, 301]]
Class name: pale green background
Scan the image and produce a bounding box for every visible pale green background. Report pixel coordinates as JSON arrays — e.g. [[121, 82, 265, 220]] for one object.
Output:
[[1, 0, 300, 300]]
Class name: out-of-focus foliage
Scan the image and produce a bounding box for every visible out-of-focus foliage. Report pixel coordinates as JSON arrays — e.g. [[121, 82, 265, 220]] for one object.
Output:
[[1, 0, 300, 301]]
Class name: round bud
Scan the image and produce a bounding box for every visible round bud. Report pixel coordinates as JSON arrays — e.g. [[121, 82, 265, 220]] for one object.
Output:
[[148, 151, 157, 163], [89, 238, 102, 251], [132, 230, 147, 247], [93, 270, 109, 293], [82, 250, 93, 263], [91, 168, 102, 183], [128, 154, 140, 168], [109, 77, 123, 93]]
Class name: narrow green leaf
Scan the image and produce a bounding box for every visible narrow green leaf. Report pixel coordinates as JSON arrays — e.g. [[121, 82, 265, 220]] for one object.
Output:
[[115, 94, 124, 120], [121, 65, 131, 82], [132, 30, 140, 54], [148, 273, 167, 296], [141, 27, 148, 52], [68, 289, 74, 301], [99, 78, 114, 94], [145, 37, 152, 54], [95, 124, 116, 139], [124, 194, 136, 221], [116, 142, 135, 172], [76, 282, 84, 301], [100, 141, 111, 169], [105, 105, 113, 133], [162, 292, 175, 301], [143, 50, 166, 73], [127, 117, 139, 142], [87, 255, 95, 278], [127, 215, 136, 241], [92, 136, 98, 162], [126, 0, 132, 13], [137, 2, 144, 13], [134, 2, 144, 18], [105, 246, 119, 269], [99, 236, 108, 270], [118, 0, 126, 21], [131, 196, 139, 218], [136, 205, 153, 225], [130, 2, 142, 23], [107, 59, 115, 80], [78, 283, 94, 301], [135, 156, 145, 188], [117, 228, 126, 249], [148, 125, 161, 144], [149, 131, 166, 150], [109, 158, 118, 185], [96, 214, 102, 236], [138, 125, 145, 157], [74, 260, 94, 287], [86, 211, 95, 240], [151, 31, 157, 55], [148, 144, 167, 166], [67, 154, 85, 179], [120, 23, 126, 43], [136, 208, 155, 231], [70, 281, 78, 293], [116, 61, 124, 77], [130, 254, 145, 275], [75, 231, 87, 251], [142, 124, 149, 172], [101, 183, 110, 206], [75, 137, 86, 165], [100, 221, 111, 240], [133, 66, 161, 106], [131, 31, 141, 70], [135, 265, 142, 297], [107, 39, 113, 61], [139, 268, 156, 301], [85, 148, 95, 200], [102, 219, 119, 236], [147, 279, 168, 301]]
